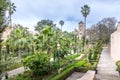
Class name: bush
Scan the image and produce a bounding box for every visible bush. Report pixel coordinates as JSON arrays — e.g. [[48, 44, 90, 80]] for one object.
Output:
[[116, 60, 120, 72], [88, 49, 92, 61], [22, 52, 50, 75], [76, 62, 91, 72], [91, 40, 103, 61], [83, 62, 91, 67]]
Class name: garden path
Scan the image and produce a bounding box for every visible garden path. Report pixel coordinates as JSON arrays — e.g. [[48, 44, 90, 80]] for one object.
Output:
[[1, 54, 82, 80], [95, 47, 120, 80], [1, 67, 24, 80]]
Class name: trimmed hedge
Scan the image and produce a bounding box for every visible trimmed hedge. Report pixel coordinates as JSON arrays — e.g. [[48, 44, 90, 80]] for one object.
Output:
[[48, 61, 86, 80]]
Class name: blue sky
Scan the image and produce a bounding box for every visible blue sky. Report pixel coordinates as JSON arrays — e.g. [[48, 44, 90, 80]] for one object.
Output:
[[11, 0, 120, 32]]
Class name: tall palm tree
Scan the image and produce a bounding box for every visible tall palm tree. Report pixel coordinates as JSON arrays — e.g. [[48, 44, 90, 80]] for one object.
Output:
[[59, 20, 64, 32], [8, 1, 16, 27], [81, 4, 90, 49]]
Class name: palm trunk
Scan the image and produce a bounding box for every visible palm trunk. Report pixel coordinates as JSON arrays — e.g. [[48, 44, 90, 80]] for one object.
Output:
[[61, 26, 62, 32], [84, 17, 86, 51], [32, 45, 34, 54], [0, 43, 2, 73], [47, 48, 51, 57], [47, 47, 51, 69], [0, 43, 1, 62], [18, 48, 21, 61], [28, 48, 30, 55], [10, 14, 12, 27], [6, 45, 9, 54]]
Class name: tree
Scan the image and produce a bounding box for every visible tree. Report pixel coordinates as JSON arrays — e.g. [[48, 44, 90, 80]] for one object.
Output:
[[59, 20, 64, 32], [81, 4, 90, 48], [8, 1, 16, 26], [22, 52, 50, 75], [35, 19, 56, 33], [0, 0, 11, 74], [87, 17, 117, 43], [7, 25, 30, 61]]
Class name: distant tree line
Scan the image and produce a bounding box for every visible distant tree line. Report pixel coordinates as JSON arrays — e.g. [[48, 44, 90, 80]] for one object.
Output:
[[87, 17, 117, 44]]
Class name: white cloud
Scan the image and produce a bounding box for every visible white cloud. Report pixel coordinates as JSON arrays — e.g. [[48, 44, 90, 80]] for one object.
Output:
[[11, 0, 120, 32]]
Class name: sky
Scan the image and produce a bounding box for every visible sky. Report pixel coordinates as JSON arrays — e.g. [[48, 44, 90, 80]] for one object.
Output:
[[11, 0, 120, 32]]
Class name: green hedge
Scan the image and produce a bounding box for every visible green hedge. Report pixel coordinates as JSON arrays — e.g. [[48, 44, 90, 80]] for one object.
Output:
[[48, 61, 86, 80]]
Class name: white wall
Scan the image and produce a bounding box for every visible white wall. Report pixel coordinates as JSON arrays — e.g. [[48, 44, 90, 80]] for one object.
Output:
[[111, 31, 120, 62]]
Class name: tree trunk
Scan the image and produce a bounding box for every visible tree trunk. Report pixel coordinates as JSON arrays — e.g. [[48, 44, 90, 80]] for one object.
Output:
[[28, 48, 30, 55], [47, 48, 51, 57], [32, 45, 34, 54], [0, 43, 2, 73], [0, 43, 1, 62], [18, 48, 21, 61], [6, 45, 9, 54], [61, 26, 62, 32], [47, 48, 51, 69], [10, 14, 12, 27], [84, 17, 86, 51]]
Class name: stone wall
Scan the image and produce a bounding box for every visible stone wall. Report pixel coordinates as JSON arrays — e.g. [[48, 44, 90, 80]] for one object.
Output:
[[111, 23, 120, 62]]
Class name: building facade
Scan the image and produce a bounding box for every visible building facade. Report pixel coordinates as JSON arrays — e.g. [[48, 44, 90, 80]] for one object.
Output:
[[73, 21, 85, 40], [111, 22, 120, 61]]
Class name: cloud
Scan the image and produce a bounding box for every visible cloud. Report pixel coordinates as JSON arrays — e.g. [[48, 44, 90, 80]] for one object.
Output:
[[11, 0, 120, 32]]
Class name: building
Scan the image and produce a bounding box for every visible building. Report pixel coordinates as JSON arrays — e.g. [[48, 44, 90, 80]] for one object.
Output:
[[1, 26, 13, 41], [111, 22, 120, 61], [73, 21, 85, 40]]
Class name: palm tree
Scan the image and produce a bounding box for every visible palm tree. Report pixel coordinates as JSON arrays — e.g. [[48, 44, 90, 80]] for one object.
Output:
[[7, 25, 30, 61], [0, 0, 11, 74], [81, 4, 90, 49], [59, 20, 64, 32], [8, 1, 16, 27]]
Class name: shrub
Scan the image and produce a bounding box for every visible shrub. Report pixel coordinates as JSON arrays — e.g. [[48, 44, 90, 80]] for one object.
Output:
[[76, 62, 92, 72], [116, 60, 120, 72], [83, 62, 91, 67], [48, 61, 86, 80], [92, 40, 103, 61], [22, 52, 50, 75], [88, 49, 92, 61]]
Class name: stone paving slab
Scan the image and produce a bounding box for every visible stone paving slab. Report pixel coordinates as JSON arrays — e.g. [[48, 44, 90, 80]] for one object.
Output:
[[66, 72, 85, 80]]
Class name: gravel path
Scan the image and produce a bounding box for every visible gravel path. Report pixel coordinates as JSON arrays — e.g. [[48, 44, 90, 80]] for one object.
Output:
[[95, 47, 120, 80]]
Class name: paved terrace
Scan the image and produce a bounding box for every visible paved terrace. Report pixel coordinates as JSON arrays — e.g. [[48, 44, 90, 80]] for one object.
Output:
[[95, 47, 120, 80]]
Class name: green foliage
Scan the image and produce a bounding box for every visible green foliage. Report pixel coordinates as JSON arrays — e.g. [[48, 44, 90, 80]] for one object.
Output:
[[22, 52, 50, 75], [81, 4, 90, 18], [91, 40, 103, 61], [9, 71, 32, 80], [48, 61, 85, 80], [35, 19, 56, 33], [116, 60, 120, 72], [2, 56, 23, 71], [87, 17, 117, 43], [88, 49, 92, 61], [91, 62, 98, 70], [65, 54, 80, 60], [83, 62, 91, 67], [59, 20, 64, 27], [0, 0, 12, 76], [74, 61, 86, 67]]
